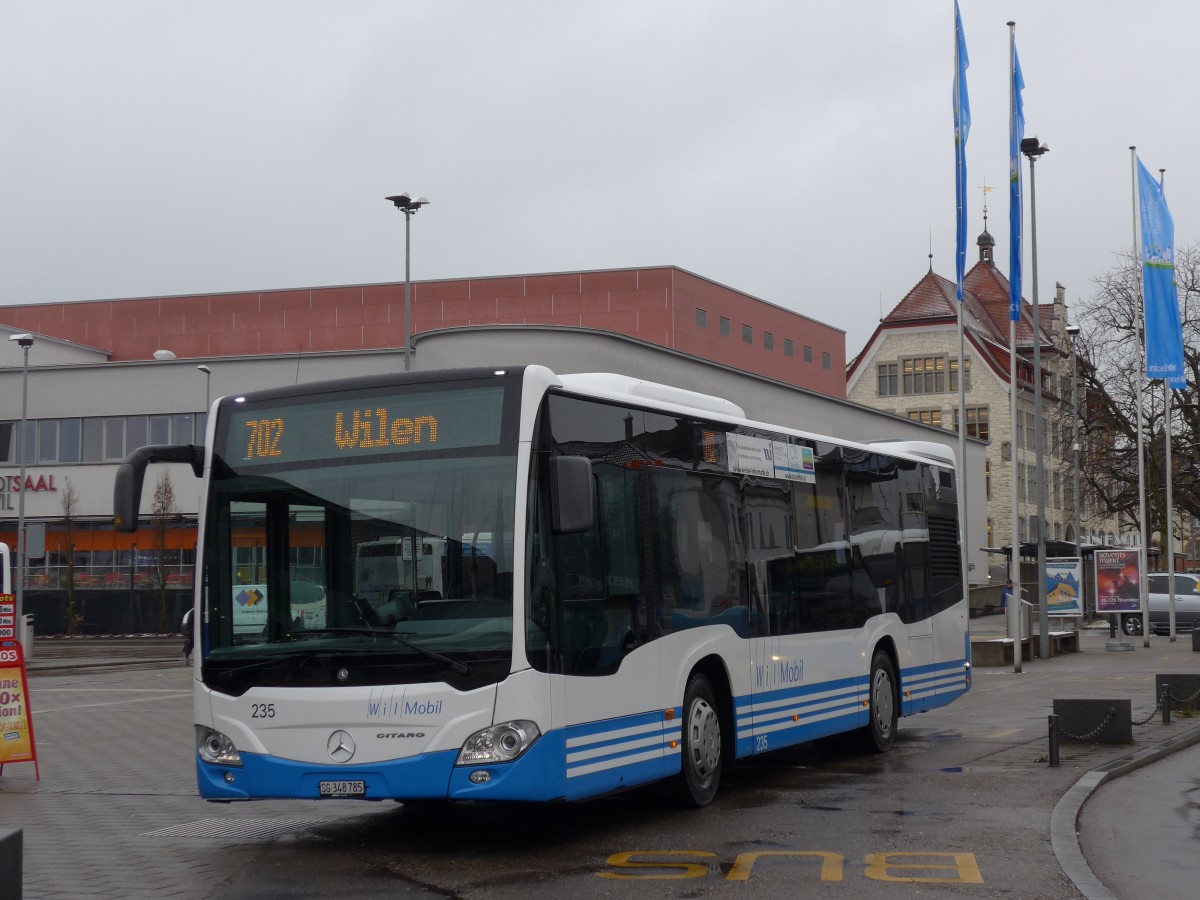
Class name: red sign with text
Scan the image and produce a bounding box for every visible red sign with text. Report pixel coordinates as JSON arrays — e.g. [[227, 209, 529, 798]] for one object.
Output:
[[0, 637, 39, 778], [0, 594, 14, 640]]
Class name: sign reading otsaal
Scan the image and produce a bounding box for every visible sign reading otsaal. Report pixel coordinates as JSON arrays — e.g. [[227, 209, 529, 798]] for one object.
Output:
[[0, 472, 59, 511]]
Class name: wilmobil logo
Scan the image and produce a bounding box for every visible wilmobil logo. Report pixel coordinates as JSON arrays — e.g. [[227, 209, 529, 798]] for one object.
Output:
[[366, 690, 445, 719]]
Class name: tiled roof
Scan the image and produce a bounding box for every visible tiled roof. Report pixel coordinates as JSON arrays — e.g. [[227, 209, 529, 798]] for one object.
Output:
[[847, 260, 1058, 383]]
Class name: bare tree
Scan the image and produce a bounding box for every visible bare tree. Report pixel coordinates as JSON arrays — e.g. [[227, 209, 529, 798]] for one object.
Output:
[[150, 471, 178, 633], [1077, 243, 1199, 553], [60, 477, 81, 635]]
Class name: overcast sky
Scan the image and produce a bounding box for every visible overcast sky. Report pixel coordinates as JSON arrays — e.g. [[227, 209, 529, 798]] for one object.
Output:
[[0, 1, 1194, 359]]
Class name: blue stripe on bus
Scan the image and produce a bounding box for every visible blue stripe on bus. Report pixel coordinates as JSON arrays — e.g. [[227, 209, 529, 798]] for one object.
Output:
[[562, 709, 681, 798]]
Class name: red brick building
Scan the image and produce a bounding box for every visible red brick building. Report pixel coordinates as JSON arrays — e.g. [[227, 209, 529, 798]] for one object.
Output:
[[2, 265, 847, 399]]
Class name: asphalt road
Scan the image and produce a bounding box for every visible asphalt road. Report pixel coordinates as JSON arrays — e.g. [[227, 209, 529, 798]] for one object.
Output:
[[5, 634, 1200, 898]]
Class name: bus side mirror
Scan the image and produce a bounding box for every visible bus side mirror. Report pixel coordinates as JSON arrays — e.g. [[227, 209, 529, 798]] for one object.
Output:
[[113, 443, 205, 533], [550, 455, 594, 534]]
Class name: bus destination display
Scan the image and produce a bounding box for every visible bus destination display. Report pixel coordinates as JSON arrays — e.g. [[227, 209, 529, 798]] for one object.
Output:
[[224, 385, 505, 467]]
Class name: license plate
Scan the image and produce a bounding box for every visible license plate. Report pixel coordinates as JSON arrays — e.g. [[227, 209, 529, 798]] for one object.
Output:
[[319, 780, 365, 797]]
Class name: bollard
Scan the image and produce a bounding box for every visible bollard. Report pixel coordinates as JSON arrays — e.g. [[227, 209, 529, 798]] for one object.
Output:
[[1048, 714, 1059, 767], [0, 827, 21, 900], [1162, 683, 1171, 726]]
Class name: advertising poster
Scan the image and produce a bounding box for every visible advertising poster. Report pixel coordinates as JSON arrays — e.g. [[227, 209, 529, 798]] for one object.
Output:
[[726, 434, 774, 478], [1045, 558, 1083, 615], [1093, 548, 1142, 614], [0, 638, 38, 770], [0, 593, 14, 640]]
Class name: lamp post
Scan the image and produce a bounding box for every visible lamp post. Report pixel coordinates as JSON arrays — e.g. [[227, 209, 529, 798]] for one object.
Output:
[[197, 365, 212, 410], [8, 333, 34, 643], [1021, 136, 1050, 659], [385, 192, 430, 372], [1066, 323, 1083, 620]]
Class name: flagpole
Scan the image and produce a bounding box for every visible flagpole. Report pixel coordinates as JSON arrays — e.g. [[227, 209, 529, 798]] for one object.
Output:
[[953, 1, 970, 616], [1160, 167, 1177, 641], [955, 10, 964, 624], [1131, 146, 1150, 646], [1007, 21, 1022, 673]]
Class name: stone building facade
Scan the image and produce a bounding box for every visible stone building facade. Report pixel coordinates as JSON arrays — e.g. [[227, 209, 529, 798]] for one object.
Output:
[[846, 231, 1138, 583]]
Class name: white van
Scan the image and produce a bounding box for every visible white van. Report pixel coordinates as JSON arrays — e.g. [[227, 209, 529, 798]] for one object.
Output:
[[356, 536, 445, 608]]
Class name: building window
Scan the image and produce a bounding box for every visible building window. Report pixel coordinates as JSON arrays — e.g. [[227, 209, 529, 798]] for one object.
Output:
[[822, 351, 831, 369], [949, 357, 972, 391], [82, 419, 103, 462], [784, 339, 794, 357], [804, 345, 813, 363], [902, 355, 946, 394], [877, 363, 899, 396], [1019, 516, 1027, 542], [953, 406, 989, 441], [719, 316, 730, 337], [764, 331, 774, 350], [742, 324, 752, 344], [907, 409, 943, 428], [3, 413, 204, 466], [695, 308, 707, 328], [1018, 464, 1027, 502], [58, 419, 81, 464], [37, 420, 58, 463]]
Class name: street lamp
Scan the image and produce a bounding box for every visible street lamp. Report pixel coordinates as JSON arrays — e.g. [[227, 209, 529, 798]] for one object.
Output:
[[8, 333, 34, 643], [1021, 135, 1050, 659], [385, 192, 430, 372], [197, 365, 212, 410], [1066, 323, 1083, 620]]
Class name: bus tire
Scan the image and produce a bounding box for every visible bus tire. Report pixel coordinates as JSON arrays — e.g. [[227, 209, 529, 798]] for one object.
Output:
[[861, 651, 898, 753], [677, 673, 722, 807]]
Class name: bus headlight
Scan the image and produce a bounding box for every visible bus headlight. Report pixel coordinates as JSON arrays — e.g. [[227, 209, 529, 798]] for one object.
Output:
[[456, 720, 541, 765], [196, 725, 243, 766]]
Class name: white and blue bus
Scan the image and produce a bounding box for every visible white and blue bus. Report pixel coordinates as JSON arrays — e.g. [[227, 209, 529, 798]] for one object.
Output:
[[114, 366, 969, 807]]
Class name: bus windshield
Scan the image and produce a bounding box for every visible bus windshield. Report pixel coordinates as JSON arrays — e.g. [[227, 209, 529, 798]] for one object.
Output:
[[200, 377, 518, 692]]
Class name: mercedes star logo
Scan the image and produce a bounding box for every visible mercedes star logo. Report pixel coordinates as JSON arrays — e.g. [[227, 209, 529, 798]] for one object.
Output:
[[327, 730, 356, 763]]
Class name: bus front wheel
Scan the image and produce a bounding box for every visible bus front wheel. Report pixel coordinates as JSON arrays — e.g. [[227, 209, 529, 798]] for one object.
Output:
[[861, 651, 898, 753], [677, 673, 722, 807]]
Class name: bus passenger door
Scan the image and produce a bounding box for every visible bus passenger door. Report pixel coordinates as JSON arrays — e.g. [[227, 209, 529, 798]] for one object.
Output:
[[542, 460, 669, 800]]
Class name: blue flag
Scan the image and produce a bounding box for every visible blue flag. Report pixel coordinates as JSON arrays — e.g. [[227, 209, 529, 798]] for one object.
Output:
[[953, 1, 970, 302], [1137, 157, 1186, 386], [1008, 42, 1024, 322]]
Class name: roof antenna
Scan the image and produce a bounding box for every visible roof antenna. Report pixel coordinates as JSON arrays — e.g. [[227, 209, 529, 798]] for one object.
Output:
[[928, 227, 933, 273]]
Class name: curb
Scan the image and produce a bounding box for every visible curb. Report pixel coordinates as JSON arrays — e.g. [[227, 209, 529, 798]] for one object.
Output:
[[1050, 723, 1200, 900], [28, 657, 182, 674]]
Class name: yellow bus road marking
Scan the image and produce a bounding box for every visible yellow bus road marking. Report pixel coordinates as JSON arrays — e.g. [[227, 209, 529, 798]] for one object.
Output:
[[597, 850, 984, 883]]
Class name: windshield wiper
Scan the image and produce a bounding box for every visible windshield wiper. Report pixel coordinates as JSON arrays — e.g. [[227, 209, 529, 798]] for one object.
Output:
[[296, 627, 473, 675], [213, 647, 359, 681]]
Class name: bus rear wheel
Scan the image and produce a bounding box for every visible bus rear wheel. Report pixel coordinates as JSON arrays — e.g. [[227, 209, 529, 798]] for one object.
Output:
[[677, 673, 722, 807], [861, 651, 898, 753]]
